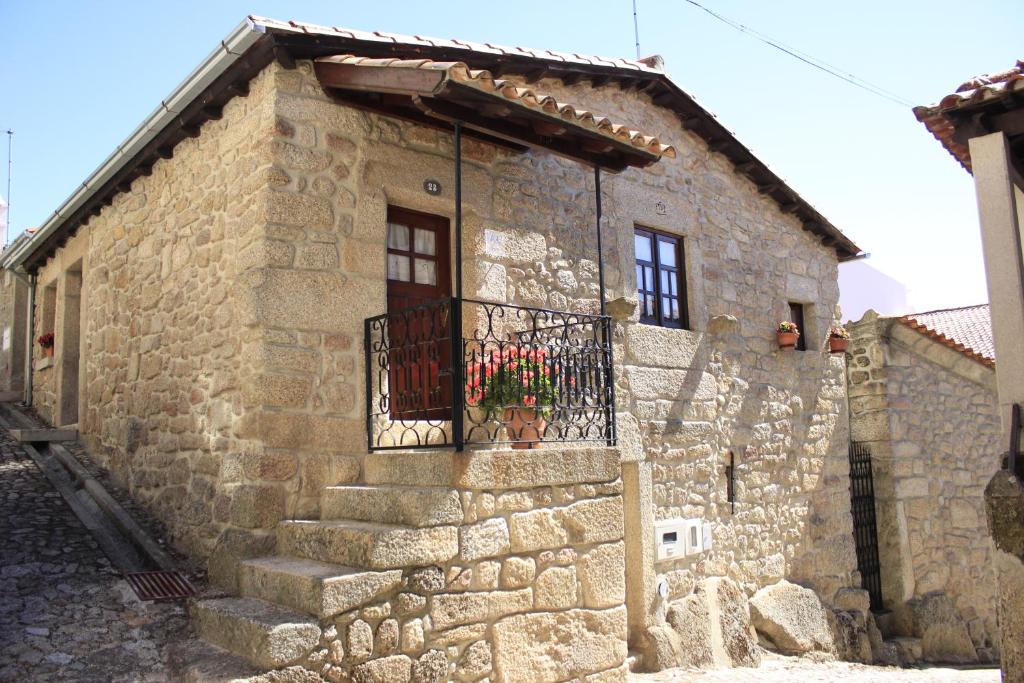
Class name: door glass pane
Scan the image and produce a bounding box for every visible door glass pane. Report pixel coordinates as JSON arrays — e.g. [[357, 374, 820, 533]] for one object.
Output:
[[635, 233, 652, 262], [414, 228, 436, 256], [414, 259, 437, 285], [388, 254, 410, 281], [658, 239, 676, 267], [387, 223, 410, 250], [636, 265, 645, 291]]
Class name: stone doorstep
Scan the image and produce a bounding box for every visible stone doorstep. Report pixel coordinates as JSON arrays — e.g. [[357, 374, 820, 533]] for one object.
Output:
[[364, 446, 622, 490], [238, 555, 402, 619], [9, 427, 79, 443], [319, 484, 464, 527], [277, 519, 459, 569], [190, 597, 321, 670]]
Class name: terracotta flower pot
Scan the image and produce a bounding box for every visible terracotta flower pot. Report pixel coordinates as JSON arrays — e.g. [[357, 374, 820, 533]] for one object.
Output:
[[829, 337, 849, 354], [777, 331, 798, 349], [43, 346, 54, 358], [504, 407, 547, 449]]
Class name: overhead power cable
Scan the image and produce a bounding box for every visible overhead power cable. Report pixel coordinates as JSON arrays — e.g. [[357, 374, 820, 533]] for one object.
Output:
[[681, 0, 915, 107]]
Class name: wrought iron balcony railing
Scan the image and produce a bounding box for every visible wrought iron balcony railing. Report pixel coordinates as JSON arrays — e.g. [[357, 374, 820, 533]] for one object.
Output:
[[364, 298, 616, 451]]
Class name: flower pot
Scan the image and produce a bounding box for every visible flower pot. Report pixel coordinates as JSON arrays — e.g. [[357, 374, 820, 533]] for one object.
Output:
[[829, 337, 849, 354], [504, 407, 547, 449], [777, 331, 798, 349], [43, 346, 53, 358]]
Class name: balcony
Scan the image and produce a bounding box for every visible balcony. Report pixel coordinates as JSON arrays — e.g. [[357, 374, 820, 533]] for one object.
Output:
[[364, 298, 615, 451]]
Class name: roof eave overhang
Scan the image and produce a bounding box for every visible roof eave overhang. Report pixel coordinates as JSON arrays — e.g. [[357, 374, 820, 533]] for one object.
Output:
[[13, 15, 860, 272]]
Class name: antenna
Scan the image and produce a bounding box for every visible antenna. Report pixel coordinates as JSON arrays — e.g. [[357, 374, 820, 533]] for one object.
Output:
[[632, 0, 640, 59], [5, 129, 11, 248]]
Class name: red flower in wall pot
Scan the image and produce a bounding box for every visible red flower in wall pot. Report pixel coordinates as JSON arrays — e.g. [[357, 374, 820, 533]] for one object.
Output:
[[776, 321, 799, 350], [37, 332, 55, 357]]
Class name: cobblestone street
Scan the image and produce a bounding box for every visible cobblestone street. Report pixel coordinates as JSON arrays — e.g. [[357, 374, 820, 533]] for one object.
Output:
[[630, 654, 1001, 683], [0, 429, 192, 682]]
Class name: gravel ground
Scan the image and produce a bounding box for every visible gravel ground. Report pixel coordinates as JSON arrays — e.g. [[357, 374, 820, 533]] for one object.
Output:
[[630, 653, 1001, 683], [0, 426, 193, 682]]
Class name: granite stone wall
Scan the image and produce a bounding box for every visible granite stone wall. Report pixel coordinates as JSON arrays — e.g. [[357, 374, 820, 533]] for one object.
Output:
[[847, 312, 1000, 660]]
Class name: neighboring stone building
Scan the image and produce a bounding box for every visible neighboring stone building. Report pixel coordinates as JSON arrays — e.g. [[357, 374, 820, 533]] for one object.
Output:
[[1, 17, 867, 681], [915, 58, 1024, 683], [847, 305, 1000, 663]]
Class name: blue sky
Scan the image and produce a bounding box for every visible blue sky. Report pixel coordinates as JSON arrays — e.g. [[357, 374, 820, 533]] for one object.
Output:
[[2, 1, 1020, 313]]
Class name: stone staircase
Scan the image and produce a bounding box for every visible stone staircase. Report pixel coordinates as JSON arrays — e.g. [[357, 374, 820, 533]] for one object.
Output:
[[188, 476, 465, 678]]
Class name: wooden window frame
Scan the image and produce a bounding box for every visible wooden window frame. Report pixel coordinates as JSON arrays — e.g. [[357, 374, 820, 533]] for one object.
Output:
[[635, 227, 689, 329], [788, 301, 807, 351]]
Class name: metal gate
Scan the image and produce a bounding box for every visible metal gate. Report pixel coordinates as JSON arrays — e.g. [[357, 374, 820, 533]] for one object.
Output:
[[848, 441, 883, 611]]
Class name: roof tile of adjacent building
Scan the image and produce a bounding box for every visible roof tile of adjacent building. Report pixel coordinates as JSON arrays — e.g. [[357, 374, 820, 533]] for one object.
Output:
[[897, 304, 994, 366], [913, 59, 1024, 172]]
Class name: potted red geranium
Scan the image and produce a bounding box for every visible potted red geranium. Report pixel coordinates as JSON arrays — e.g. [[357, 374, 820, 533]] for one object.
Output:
[[465, 345, 557, 449], [829, 325, 850, 353], [776, 321, 799, 350], [37, 332, 55, 357]]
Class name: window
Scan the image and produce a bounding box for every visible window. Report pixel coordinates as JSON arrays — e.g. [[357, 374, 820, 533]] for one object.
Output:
[[788, 302, 807, 351], [635, 227, 688, 328]]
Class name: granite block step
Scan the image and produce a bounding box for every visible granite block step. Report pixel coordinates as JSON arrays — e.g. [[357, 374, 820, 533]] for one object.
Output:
[[320, 484, 463, 527], [190, 596, 320, 669], [238, 555, 402, 618], [277, 519, 459, 569]]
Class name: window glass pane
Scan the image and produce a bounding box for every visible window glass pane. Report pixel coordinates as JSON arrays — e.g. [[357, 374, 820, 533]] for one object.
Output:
[[414, 259, 437, 285], [387, 223, 410, 250], [636, 265, 645, 292], [645, 294, 655, 317], [414, 228, 436, 256], [635, 233, 652, 262], [662, 297, 672, 318], [388, 254, 410, 281], [644, 267, 654, 291], [669, 274, 677, 296], [658, 239, 676, 267], [660, 270, 670, 295], [671, 299, 680, 320]]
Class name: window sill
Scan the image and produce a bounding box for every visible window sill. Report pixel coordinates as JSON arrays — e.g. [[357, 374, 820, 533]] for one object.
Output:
[[35, 357, 54, 371]]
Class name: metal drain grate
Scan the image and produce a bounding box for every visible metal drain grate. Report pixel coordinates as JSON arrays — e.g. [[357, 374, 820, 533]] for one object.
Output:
[[124, 570, 197, 602]]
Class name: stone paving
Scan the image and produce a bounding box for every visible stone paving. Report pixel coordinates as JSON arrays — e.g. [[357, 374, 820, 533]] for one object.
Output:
[[630, 653, 1001, 683], [0, 427, 193, 682]]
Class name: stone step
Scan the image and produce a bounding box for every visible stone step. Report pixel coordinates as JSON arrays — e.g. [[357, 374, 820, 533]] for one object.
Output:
[[238, 555, 403, 619], [190, 596, 321, 670], [277, 519, 459, 569], [166, 639, 261, 683], [320, 484, 463, 527]]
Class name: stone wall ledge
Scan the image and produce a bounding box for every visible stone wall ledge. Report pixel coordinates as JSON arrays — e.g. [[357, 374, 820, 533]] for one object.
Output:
[[365, 446, 622, 490]]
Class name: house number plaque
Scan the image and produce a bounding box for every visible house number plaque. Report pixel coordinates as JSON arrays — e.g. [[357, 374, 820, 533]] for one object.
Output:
[[423, 179, 442, 196]]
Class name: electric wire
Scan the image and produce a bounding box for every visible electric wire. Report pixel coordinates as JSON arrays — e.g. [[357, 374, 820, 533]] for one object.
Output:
[[680, 0, 915, 107]]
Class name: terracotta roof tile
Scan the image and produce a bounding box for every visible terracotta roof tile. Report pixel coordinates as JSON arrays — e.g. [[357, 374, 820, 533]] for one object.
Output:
[[319, 55, 677, 160], [914, 59, 1024, 172], [897, 304, 994, 366]]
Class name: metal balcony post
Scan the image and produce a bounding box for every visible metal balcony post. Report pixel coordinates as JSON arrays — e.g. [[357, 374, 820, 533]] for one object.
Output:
[[452, 122, 465, 451]]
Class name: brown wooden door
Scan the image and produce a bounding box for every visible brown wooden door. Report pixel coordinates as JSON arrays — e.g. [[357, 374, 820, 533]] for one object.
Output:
[[386, 206, 452, 420]]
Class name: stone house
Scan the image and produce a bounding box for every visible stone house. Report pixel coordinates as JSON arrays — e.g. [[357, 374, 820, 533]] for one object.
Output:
[[847, 305, 1000, 663], [1, 16, 866, 681]]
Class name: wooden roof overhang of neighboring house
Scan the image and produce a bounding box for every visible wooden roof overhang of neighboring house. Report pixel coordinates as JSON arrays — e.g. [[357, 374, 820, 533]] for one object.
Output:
[[3, 15, 862, 275], [914, 59, 1024, 175]]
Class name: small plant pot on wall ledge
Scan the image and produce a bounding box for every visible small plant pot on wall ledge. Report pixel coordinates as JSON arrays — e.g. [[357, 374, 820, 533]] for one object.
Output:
[[829, 337, 849, 354], [777, 331, 799, 350], [504, 407, 548, 450]]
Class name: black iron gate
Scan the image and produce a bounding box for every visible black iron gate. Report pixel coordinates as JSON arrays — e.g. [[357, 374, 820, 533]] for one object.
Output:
[[848, 441, 883, 611]]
